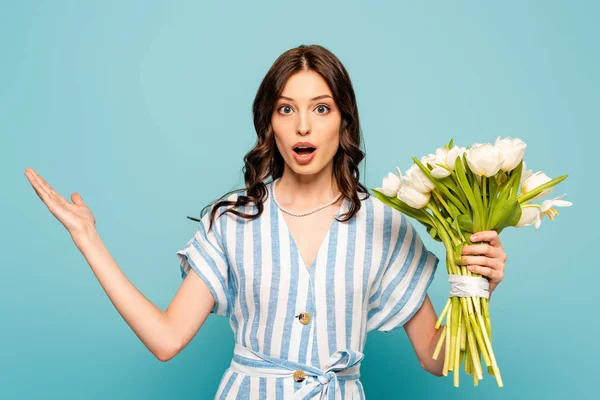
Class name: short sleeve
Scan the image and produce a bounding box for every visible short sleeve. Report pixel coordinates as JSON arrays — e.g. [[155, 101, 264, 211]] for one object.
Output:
[[366, 211, 440, 333], [176, 207, 233, 317]]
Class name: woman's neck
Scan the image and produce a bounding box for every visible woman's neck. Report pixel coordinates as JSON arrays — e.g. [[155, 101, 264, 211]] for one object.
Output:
[[274, 172, 341, 209]]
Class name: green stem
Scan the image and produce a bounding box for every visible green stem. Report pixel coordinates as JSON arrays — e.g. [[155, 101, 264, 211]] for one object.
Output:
[[482, 176, 488, 212], [432, 189, 456, 218], [459, 297, 483, 379], [429, 216, 459, 276], [412, 157, 470, 215], [427, 202, 460, 245], [442, 172, 469, 206]]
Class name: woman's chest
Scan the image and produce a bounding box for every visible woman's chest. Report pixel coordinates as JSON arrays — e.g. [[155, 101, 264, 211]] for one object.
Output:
[[224, 217, 390, 314], [280, 208, 339, 271]]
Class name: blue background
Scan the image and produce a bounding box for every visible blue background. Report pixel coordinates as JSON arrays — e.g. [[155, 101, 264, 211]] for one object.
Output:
[[1, 1, 597, 399]]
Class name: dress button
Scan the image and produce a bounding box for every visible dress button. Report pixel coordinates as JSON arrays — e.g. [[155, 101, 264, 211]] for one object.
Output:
[[298, 312, 311, 325], [293, 370, 306, 382]]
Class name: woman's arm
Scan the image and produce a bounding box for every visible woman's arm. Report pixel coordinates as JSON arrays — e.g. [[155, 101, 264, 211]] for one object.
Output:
[[74, 229, 214, 362], [403, 294, 445, 376], [25, 168, 214, 362]]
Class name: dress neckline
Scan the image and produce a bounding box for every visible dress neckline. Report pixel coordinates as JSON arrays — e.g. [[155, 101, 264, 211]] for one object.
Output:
[[269, 180, 347, 272]]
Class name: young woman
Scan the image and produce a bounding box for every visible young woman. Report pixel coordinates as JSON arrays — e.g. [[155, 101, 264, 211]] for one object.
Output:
[[25, 44, 508, 399]]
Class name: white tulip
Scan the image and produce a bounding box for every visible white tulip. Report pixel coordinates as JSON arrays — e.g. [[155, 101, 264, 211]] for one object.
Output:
[[540, 194, 573, 223], [397, 184, 431, 209], [420, 149, 451, 178], [516, 206, 541, 228], [446, 146, 467, 170], [521, 171, 554, 200], [430, 147, 452, 178], [520, 160, 533, 186], [420, 152, 437, 166], [405, 163, 435, 193], [494, 136, 527, 172], [517, 194, 573, 230], [465, 143, 505, 177], [376, 166, 403, 197]]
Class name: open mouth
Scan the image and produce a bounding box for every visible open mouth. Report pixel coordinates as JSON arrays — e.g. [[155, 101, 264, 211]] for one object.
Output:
[[293, 146, 316, 155]]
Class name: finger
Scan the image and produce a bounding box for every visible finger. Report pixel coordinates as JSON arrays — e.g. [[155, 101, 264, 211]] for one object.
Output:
[[458, 255, 490, 267], [458, 255, 505, 271], [471, 230, 502, 247], [461, 243, 503, 257], [467, 264, 504, 284], [28, 180, 47, 203], [27, 169, 71, 207], [26, 170, 72, 214], [71, 192, 84, 206], [29, 169, 62, 199], [26, 169, 51, 201]]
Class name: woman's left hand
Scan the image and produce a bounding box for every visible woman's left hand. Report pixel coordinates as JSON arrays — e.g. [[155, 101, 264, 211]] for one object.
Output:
[[457, 230, 507, 294]]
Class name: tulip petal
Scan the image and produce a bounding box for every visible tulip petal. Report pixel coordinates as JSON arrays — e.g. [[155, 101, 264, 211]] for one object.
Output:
[[516, 207, 540, 227], [553, 200, 573, 207], [431, 167, 452, 178]]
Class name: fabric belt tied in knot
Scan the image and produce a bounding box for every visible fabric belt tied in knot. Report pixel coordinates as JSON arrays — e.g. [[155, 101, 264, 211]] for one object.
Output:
[[229, 343, 364, 399]]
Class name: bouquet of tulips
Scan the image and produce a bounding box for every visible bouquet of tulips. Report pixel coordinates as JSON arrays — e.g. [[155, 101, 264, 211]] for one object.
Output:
[[372, 137, 571, 387]]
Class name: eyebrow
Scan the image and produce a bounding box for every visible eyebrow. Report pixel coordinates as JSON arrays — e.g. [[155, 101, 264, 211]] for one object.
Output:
[[278, 94, 333, 102]]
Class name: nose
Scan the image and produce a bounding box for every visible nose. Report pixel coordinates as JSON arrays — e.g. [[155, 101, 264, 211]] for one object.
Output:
[[297, 111, 310, 135]]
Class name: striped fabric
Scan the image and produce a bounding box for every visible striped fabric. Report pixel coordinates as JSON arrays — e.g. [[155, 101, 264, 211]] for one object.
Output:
[[176, 180, 440, 399]]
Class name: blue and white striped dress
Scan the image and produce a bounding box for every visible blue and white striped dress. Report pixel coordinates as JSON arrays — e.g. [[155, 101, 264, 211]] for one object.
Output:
[[176, 180, 440, 399]]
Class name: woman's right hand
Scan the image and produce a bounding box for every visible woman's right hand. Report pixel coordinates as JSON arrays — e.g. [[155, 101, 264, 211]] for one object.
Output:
[[25, 168, 97, 239]]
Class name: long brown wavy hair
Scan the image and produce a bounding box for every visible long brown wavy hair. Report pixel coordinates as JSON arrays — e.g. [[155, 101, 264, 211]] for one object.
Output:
[[187, 44, 370, 232]]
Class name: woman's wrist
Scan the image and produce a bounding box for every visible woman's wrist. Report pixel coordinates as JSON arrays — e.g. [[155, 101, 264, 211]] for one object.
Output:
[[71, 224, 100, 250]]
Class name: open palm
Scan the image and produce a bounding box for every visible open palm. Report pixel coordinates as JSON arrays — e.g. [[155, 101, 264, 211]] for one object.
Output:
[[25, 168, 96, 237]]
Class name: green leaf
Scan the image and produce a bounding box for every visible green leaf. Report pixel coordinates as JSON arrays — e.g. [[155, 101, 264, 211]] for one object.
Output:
[[488, 173, 499, 211], [487, 198, 508, 229], [452, 216, 466, 242], [442, 215, 461, 240], [457, 214, 473, 233], [488, 198, 522, 231], [412, 157, 469, 215], [471, 176, 485, 228], [454, 155, 482, 232], [465, 158, 474, 188], [516, 174, 569, 204], [509, 160, 523, 198], [427, 225, 439, 241], [496, 200, 522, 231], [370, 188, 432, 227], [454, 243, 464, 265], [442, 175, 469, 206], [446, 201, 461, 219], [498, 163, 523, 201]]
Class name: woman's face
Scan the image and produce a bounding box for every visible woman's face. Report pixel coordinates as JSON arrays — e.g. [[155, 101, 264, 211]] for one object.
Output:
[[272, 70, 341, 177]]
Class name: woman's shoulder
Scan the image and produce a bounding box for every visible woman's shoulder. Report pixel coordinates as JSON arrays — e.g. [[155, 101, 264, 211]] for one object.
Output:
[[207, 185, 266, 223], [210, 189, 246, 215], [366, 192, 401, 213], [367, 194, 408, 227]]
